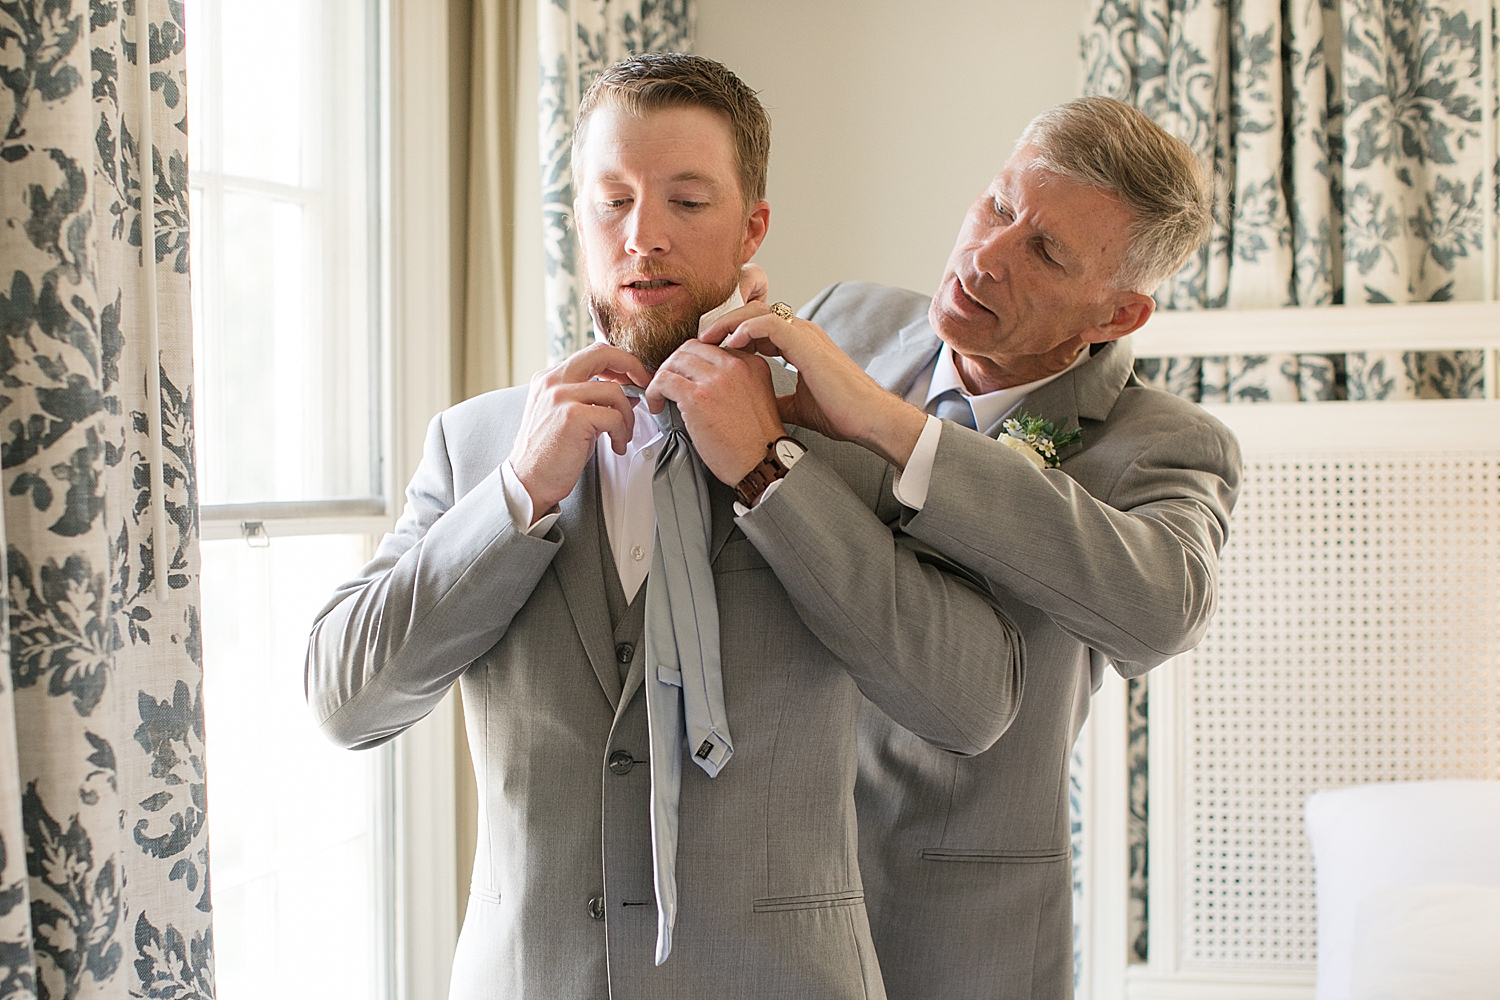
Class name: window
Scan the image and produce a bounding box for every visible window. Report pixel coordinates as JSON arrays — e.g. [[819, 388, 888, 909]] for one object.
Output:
[[188, 1, 393, 996], [189, 0, 379, 510], [199, 535, 391, 995]]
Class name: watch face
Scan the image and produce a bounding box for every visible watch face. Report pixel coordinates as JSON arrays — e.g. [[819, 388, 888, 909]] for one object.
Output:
[[774, 438, 805, 466]]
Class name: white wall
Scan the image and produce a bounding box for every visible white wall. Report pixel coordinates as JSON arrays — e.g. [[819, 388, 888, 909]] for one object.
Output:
[[697, 0, 1088, 310]]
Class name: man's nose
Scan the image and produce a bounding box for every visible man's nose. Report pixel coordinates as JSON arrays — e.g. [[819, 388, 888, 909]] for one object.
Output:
[[624, 201, 670, 256], [972, 222, 1021, 277]]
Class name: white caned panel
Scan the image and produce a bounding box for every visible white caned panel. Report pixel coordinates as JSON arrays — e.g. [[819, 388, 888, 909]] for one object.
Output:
[[1179, 453, 1500, 972]]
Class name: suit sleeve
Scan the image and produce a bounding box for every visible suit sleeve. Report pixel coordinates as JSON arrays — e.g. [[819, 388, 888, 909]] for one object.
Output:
[[904, 417, 1240, 677], [304, 411, 562, 749], [736, 451, 1024, 756]]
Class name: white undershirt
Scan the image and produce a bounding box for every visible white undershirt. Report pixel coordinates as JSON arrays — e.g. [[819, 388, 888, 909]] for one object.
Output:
[[892, 343, 1089, 510], [498, 291, 745, 602]]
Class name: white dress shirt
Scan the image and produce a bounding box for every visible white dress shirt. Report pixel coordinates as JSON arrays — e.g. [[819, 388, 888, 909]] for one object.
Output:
[[499, 291, 745, 602], [892, 343, 1089, 510]]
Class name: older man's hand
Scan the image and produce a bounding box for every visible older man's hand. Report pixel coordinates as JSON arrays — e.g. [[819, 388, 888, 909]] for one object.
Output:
[[700, 303, 928, 471], [737, 263, 769, 304], [645, 340, 786, 487]]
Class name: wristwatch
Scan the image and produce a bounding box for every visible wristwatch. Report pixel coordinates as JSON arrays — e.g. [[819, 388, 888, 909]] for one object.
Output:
[[733, 436, 807, 507]]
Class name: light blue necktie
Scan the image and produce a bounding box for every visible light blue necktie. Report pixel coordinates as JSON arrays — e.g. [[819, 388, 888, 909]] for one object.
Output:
[[932, 388, 978, 430], [642, 401, 733, 965]]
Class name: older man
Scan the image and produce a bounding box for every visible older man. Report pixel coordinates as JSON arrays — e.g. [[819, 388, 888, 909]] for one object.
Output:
[[306, 54, 1021, 999], [705, 97, 1242, 1000]]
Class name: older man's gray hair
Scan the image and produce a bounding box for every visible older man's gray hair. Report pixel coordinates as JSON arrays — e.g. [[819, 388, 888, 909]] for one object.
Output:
[[1020, 96, 1213, 293]]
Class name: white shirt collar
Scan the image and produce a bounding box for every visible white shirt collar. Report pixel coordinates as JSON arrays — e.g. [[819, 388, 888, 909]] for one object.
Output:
[[925, 342, 1091, 434]]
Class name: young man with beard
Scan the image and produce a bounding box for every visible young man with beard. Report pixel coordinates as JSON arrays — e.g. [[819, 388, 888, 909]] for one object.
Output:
[[305, 54, 1022, 1000]]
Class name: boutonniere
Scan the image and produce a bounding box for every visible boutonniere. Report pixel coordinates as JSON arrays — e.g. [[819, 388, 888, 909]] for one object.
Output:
[[999, 413, 1083, 470]]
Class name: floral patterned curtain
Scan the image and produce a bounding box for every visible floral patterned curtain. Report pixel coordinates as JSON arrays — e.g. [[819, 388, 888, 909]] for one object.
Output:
[[1085, 0, 1499, 405], [0, 2, 210, 996], [537, 0, 694, 363]]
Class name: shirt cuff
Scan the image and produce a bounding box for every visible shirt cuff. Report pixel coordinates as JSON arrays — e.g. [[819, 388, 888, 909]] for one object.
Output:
[[500, 459, 561, 536], [891, 415, 943, 511], [732, 476, 785, 517]]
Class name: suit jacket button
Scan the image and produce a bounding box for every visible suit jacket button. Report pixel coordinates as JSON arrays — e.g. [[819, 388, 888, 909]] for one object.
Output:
[[588, 895, 605, 921], [608, 751, 635, 775], [615, 642, 634, 664]]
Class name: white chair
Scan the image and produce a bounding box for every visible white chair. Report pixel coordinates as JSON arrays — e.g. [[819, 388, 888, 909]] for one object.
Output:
[[1305, 780, 1500, 1000]]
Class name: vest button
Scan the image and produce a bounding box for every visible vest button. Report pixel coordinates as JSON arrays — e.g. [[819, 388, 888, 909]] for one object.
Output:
[[615, 642, 634, 664], [587, 895, 605, 921], [608, 751, 635, 775]]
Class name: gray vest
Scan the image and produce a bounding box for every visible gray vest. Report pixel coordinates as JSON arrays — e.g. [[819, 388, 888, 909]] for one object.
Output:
[[597, 487, 663, 965]]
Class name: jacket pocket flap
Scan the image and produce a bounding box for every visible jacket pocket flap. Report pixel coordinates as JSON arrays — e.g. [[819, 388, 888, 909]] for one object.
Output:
[[468, 884, 502, 903], [752, 890, 865, 912], [921, 848, 1069, 864]]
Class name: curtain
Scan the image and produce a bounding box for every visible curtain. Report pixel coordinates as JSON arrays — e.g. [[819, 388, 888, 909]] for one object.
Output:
[[537, 0, 695, 363], [0, 2, 210, 996], [462, 0, 521, 398], [1084, 0, 1500, 405]]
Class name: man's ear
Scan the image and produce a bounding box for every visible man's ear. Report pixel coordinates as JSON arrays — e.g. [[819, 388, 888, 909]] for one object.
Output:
[[1087, 290, 1155, 344], [739, 200, 771, 263]]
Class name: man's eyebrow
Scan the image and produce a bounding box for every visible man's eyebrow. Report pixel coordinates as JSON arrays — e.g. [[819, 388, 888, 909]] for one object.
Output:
[[666, 170, 721, 187], [593, 170, 722, 188], [995, 178, 1079, 265]]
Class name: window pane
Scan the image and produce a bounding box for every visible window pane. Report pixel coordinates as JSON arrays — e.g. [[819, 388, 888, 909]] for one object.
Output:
[[220, 0, 306, 186], [198, 193, 314, 502], [189, 0, 377, 505], [201, 535, 385, 999]]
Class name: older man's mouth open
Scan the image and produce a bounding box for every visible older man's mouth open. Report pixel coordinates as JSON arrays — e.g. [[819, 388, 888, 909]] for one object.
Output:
[[945, 273, 995, 320]]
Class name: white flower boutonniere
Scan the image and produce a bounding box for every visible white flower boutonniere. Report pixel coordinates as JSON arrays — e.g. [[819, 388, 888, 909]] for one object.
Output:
[[1000, 413, 1083, 470]]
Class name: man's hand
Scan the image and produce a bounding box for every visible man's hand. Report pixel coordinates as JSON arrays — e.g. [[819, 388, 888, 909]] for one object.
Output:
[[738, 263, 769, 304], [700, 303, 928, 470], [510, 343, 651, 514], [644, 340, 785, 487]]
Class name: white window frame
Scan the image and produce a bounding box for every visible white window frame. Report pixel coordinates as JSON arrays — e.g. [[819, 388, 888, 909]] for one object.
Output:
[[197, 0, 460, 994]]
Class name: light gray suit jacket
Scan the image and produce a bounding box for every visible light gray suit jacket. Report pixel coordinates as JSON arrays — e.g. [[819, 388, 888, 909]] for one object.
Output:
[[304, 368, 1025, 1000], [801, 283, 1241, 1000]]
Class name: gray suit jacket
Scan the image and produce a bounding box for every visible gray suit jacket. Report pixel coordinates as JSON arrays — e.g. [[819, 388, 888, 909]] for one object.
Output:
[[304, 368, 1024, 1000], [801, 283, 1241, 1000]]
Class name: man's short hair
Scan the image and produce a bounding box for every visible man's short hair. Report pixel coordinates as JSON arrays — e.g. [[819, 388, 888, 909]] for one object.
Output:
[[1019, 97, 1212, 293], [574, 53, 771, 208]]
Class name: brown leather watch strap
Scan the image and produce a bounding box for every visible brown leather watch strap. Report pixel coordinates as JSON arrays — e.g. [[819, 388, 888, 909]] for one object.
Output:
[[733, 455, 781, 508], [733, 436, 801, 507]]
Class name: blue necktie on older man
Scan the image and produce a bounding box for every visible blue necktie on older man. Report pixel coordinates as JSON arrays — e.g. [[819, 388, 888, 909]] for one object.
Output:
[[642, 400, 734, 965], [932, 387, 978, 430]]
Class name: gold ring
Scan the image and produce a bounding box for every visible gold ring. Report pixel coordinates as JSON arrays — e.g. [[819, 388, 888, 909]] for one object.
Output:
[[769, 301, 794, 322]]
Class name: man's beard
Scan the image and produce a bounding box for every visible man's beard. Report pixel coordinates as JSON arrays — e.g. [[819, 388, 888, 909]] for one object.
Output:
[[590, 267, 739, 372]]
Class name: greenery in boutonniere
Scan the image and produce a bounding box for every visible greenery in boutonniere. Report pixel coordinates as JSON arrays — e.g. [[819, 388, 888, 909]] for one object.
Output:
[[999, 413, 1083, 470]]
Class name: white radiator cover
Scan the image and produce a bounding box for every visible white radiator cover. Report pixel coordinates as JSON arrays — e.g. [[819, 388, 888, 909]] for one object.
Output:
[[1186, 453, 1500, 966], [1121, 399, 1500, 1000]]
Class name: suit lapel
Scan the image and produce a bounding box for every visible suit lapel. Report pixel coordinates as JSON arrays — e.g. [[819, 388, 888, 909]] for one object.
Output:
[[708, 477, 739, 563], [1002, 338, 1136, 465], [866, 315, 944, 400], [552, 458, 624, 710]]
